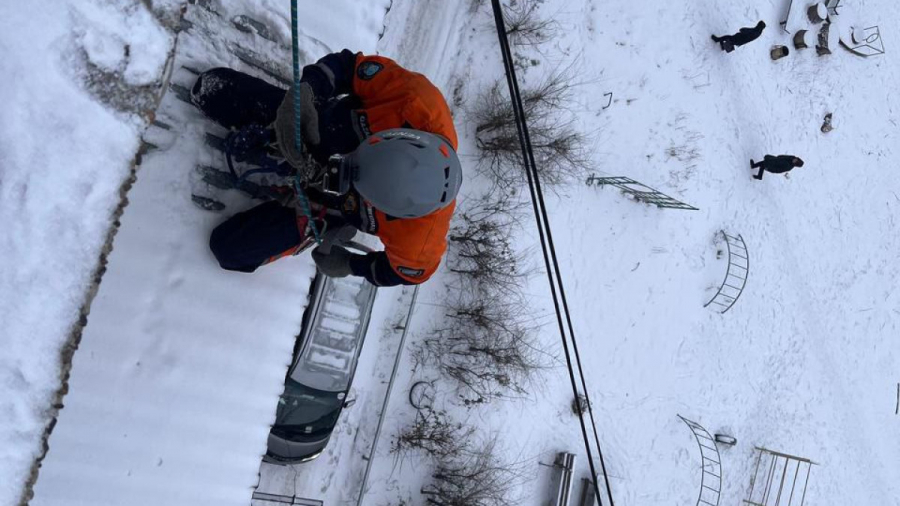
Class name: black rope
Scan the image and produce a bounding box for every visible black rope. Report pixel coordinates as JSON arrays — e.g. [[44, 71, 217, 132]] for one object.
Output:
[[489, 2, 615, 505]]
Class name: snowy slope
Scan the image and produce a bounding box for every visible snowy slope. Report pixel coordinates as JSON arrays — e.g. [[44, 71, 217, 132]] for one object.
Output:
[[0, 2, 174, 505], [28, 1, 386, 505]]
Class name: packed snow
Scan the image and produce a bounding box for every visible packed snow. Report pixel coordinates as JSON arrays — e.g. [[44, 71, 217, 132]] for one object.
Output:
[[0, 2, 174, 505], [2, 0, 899, 505], [25, 2, 389, 506]]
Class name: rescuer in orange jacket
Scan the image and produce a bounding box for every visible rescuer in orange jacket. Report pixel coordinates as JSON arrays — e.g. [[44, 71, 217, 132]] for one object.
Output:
[[192, 50, 462, 286]]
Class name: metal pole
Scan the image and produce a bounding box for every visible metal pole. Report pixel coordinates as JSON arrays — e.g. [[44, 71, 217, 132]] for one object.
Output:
[[750, 450, 762, 501], [799, 463, 812, 506], [579, 477, 597, 506], [355, 286, 420, 506], [787, 459, 800, 505], [553, 452, 576, 506], [775, 456, 789, 506], [762, 454, 778, 505]]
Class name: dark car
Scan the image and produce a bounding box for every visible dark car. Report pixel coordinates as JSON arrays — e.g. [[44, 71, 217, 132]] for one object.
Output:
[[264, 272, 377, 464]]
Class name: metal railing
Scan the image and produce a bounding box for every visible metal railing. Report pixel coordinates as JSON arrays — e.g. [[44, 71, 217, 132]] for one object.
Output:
[[678, 415, 722, 506], [355, 285, 419, 506], [743, 448, 816, 506], [586, 174, 698, 211], [704, 231, 749, 313], [251, 491, 322, 506]]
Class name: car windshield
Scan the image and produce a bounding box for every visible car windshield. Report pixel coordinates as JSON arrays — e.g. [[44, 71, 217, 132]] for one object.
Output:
[[288, 276, 377, 392], [273, 378, 344, 439]]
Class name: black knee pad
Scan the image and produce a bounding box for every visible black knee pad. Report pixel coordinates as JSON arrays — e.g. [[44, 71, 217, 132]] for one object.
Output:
[[209, 201, 303, 273], [189, 68, 286, 129], [209, 217, 257, 273]]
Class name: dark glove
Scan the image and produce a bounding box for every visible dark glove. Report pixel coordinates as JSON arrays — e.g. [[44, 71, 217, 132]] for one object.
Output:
[[319, 225, 357, 253], [275, 82, 320, 170], [311, 245, 353, 278]]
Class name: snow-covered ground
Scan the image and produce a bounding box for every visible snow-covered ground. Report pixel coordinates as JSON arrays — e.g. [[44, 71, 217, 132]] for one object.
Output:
[[345, 0, 900, 504], [0, 2, 176, 504], [2, 0, 899, 505]]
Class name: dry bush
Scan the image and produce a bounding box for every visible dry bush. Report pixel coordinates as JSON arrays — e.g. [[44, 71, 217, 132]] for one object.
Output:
[[446, 190, 529, 296], [503, 0, 559, 47], [665, 113, 704, 164], [421, 437, 524, 506], [472, 70, 591, 188], [416, 296, 550, 405], [392, 409, 476, 460]]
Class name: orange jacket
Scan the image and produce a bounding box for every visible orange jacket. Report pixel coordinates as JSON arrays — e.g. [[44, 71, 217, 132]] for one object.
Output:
[[350, 54, 458, 283]]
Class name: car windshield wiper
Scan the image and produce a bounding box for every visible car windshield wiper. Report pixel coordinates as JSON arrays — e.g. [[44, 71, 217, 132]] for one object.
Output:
[[276, 396, 341, 425]]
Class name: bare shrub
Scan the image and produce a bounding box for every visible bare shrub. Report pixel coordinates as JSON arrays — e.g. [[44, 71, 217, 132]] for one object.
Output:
[[392, 409, 476, 460], [421, 437, 524, 506], [665, 113, 704, 164], [416, 296, 550, 405], [503, 0, 558, 47], [665, 141, 702, 163], [473, 68, 575, 136], [472, 70, 591, 188], [447, 190, 529, 296]]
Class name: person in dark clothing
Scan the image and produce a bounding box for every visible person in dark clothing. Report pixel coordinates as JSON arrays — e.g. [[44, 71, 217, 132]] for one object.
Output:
[[751, 155, 804, 180], [712, 21, 766, 52]]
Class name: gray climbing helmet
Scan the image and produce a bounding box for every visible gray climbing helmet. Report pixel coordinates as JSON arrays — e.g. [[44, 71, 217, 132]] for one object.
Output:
[[342, 128, 462, 218]]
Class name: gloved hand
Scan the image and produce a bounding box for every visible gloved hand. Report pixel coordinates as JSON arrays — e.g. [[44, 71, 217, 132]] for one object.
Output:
[[275, 82, 320, 170], [311, 245, 353, 278], [319, 225, 357, 253]]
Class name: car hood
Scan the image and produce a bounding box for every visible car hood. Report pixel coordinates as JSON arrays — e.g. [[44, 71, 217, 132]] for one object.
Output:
[[264, 431, 331, 465]]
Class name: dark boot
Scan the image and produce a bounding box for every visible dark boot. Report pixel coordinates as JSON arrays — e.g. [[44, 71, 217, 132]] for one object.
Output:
[[718, 37, 736, 52]]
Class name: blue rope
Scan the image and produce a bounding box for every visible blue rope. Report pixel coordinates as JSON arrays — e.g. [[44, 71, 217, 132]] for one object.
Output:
[[290, 0, 321, 243]]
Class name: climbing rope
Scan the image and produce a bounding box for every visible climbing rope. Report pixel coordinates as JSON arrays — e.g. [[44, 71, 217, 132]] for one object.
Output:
[[290, 0, 321, 243]]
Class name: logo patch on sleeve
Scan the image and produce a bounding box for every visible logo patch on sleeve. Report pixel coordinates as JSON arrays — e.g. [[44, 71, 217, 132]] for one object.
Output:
[[397, 266, 425, 278], [357, 61, 383, 80], [363, 203, 378, 234]]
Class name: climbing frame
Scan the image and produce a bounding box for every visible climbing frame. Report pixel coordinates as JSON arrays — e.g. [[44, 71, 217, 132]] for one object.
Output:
[[704, 231, 749, 313], [586, 174, 699, 211], [678, 415, 722, 506], [743, 448, 816, 506]]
